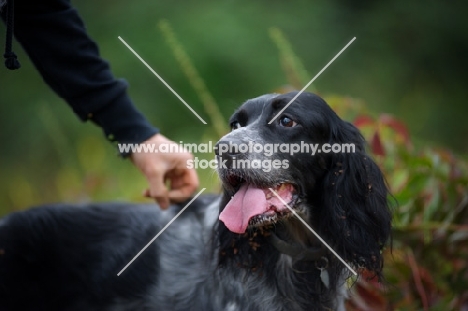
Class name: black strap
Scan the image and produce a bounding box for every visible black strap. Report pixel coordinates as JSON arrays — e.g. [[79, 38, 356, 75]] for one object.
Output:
[[4, 0, 21, 70]]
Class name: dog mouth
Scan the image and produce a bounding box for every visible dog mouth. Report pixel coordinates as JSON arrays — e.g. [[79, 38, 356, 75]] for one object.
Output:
[[219, 174, 299, 234]]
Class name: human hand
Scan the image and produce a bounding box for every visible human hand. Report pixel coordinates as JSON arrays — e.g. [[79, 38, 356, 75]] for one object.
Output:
[[130, 133, 199, 209]]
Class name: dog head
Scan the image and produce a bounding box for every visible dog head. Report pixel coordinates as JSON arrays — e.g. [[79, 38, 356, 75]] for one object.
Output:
[[216, 91, 392, 277]]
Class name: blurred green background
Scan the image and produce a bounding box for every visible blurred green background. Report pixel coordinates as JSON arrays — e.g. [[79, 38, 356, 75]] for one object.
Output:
[[0, 0, 468, 213], [1, 0, 468, 308], [1, 0, 467, 210]]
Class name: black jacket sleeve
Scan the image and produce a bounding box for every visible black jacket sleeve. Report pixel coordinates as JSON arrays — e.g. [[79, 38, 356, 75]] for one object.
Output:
[[1, 0, 158, 147]]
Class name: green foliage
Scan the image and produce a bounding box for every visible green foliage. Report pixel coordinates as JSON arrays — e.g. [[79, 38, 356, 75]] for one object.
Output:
[[158, 20, 228, 138], [267, 27, 468, 308], [268, 27, 312, 91], [348, 106, 468, 310]]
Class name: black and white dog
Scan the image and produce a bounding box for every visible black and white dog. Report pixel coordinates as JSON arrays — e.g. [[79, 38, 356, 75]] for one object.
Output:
[[0, 91, 392, 311]]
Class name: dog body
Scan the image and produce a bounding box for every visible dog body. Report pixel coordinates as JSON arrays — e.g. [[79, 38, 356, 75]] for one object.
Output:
[[0, 92, 392, 311]]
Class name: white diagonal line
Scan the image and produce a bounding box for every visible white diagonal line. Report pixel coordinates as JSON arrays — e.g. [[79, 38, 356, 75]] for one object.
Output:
[[118, 36, 207, 124], [117, 188, 206, 276], [268, 188, 357, 275], [268, 37, 356, 124]]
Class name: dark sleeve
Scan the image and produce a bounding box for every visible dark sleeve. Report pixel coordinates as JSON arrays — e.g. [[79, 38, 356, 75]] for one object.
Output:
[[1, 0, 158, 147]]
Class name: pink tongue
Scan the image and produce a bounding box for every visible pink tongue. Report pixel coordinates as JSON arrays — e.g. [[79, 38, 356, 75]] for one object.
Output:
[[219, 184, 268, 234]]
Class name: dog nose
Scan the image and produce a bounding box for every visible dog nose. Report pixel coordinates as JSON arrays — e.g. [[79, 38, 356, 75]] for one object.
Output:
[[215, 139, 246, 170], [215, 139, 243, 157]]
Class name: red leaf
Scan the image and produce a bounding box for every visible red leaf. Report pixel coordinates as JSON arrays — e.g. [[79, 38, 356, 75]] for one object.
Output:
[[371, 132, 385, 156], [346, 276, 388, 311], [354, 115, 375, 128], [379, 114, 410, 144]]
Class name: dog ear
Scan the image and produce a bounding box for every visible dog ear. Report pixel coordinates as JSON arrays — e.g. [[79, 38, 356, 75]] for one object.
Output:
[[318, 121, 392, 277]]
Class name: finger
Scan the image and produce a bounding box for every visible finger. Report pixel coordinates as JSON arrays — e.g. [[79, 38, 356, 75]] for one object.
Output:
[[167, 169, 199, 202], [145, 168, 171, 209], [156, 196, 170, 210], [143, 187, 170, 209]]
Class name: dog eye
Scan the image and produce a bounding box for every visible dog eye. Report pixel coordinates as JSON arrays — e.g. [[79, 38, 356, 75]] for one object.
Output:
[[230, 121, 242, 130], [279, 116, 297, 127]]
